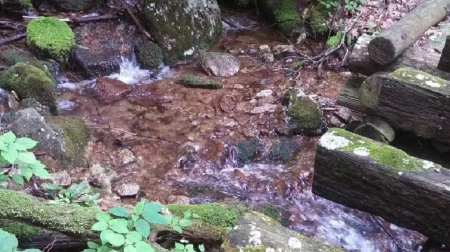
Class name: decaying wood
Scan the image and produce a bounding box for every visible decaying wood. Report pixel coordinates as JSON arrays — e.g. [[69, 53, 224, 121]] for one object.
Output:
[[358, 69, 450, 143], [336, 76, 371, 114], [349, 34, 450, 80], [0, 32, 26, 46], [354, 116, 395, 143], [0, 18, 25, 30], [312, 128, 450, 246], [438, 35, 450, 72], [71, 13, 118, 24], [368, 0, 450, 65]]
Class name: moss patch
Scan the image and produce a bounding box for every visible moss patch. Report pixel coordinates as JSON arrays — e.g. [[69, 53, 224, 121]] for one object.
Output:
[[26, 17, 75, 64], [0, 62, 57, 115], [0, 49, 35, 66], [268, 137, 300, 162], [285, 89, 322, 132], [45, 116, 90, 165], [237, 137, 259, 164], [0, 219, 42, 238], [319, 128, 435, 172], [177, 74, 222, 89], [167, 202, 252, 228], [274, 0, 302, 34], [390, 68, 449, 92], [308, 5, 331, 35], [135, 42, 163, 69]]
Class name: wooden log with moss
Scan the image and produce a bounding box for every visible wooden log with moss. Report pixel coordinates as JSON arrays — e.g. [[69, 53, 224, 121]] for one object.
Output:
[[312, 128, 450, 246], [358, 68, 450, 143], [349, 34, 450, 80], [336, 76, 371, 114], [177, 74, 222, 89], [368, 0, 450, 65]]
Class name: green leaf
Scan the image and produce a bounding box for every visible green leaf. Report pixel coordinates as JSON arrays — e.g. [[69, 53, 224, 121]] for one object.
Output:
[[135, 241, 155, 252], [199, 244, 205, 252], [1, 131, 16, 144], [11, 174, 24, 185], [98, 245, 112, 252], [109, 218, 129, 233], [105, 232, 125, 247], [17, 152, 36, 164], [143, 202, 163, 214], [100, 229, 114, 245], [124, 245, 137, 252], [183, 210, 192, 219], [15, 137, 38, 149], [185, 244, 194, 251], [88, 242, 100, 249], [133, 200, 146, 215], [178, 219, 193, 227], [0, 228, 18, 252], [126, 231, 142, 244], [192, 213, 200, 219], [134, 218, 150, 239], [91, 221, 109, 231], [171, 217, 179, 225], [108, 207, 130, 217], [20, 166, 33, 181], [0, 174, 8, 182], [82, 249, 96, 252], [2, 148, 18, 164], [22, 250, 42, 252], [0, 141, 7, 151], [174, 242, 184, 250], [96, 212, 111, 222], [173, 225, 182, 234], [142, 204, 169, 225]]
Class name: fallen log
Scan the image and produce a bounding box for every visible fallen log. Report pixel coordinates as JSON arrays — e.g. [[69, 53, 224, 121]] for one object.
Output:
[[368, 0, 450, 65], [0, 32, 26, 46], [312, 128, 450, 246], [358, 68, 450, 143], [438, 35, 450, 72], [0, 18, 25, 30], [349, 34, 450, 80], [336, 76, 371, 114]]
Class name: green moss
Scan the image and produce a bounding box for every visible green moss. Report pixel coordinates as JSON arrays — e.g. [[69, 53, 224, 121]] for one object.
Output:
[[308, 6, 330, 34], [45, 116, 90, 166], [285, 89, 322, 131], [178, 74, 222, 89], [326, 31, 343, 48], [26, 17, 75, 64], [0, 49, 35, 66], [167, 202, 252, 228], [0, 219, 42, 238], [268, 137, 300, 162], [0, 189, 98, 236], [135, 42, 164, 69], [19, 0, 33, 9], [255, 204, 290, 226], [274, 0, 301, 34], [390, 68, 448, 91], [237, 137, 259, 164], [323, 128, 432, 172], [0, 62, 58, 115]]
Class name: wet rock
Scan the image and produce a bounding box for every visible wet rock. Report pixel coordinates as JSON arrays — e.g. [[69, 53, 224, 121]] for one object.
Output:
[[200, 52, 240, 77], [273, 45, 296, 59], [90, 77, 133, 105], [255, 89, 273, 98], [118, 149, 136, 165], [334, 106, 352, 122], [6, 93, 20, 111], [250, 104, 277, 114], [236, 138, 259, 164], [27, 17, 75, 64], [142, 0, 222, 65], [256, 96, 275, 107], [330, 115, 345, 127], [259, 45, 271, 53], [51, 170, 71, 187], [0, 63, 58, 115], [114, 182, 139, 197], [0, 49, 35, 66], [262, 53, 274, 62], [177, 75, 222, 89], [284, 88, 324, 135], [268, 137, 300, 162], [22, 98, 52, 116], [167, 195, 191, 205], [71, 22, 134, 78], [225, 212, 342, 251], [135, 42, 163, 69]]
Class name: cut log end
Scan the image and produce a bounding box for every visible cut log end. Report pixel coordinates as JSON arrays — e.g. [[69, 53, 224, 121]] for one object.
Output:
[[368, 37, 396, 65]]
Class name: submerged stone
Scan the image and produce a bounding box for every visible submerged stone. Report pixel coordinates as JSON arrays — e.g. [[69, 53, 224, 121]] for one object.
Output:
[[142, 0, 222, 65], [89, 77, 133, 105], [200, 52, 240, 77], [135, 42, 164, 69], [177, 74, 222, 89]]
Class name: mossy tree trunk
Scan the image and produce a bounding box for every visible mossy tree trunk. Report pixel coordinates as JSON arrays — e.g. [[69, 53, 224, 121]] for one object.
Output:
[[312, 129, 450, 247]]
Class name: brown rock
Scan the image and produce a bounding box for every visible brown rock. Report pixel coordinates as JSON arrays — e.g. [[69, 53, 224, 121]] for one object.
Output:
[[90, 77, 133, 105]]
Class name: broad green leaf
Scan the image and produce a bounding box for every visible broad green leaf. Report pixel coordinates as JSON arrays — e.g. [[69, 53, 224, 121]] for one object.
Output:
[[87, 241, 99, 249], [98, 245, 112, 252], [183, 210, 192, 219], [178, 219, 193, 227], [2, 148, 18, 164], [108, 207, 130, 217], [133, 200, 146, 215], [0, 228, 18, 251], [185, 244, 194, 250], [124, 245, 137, 252], [11, 174, 24, 185], [174, 242, 184, 250], [135, 241, 155, 252], [10, 142, 27, 151], [15, 137, 38, 149], [29, 161, 46, 169], [131, 213, 139, 221], [173, 225, 182, 234], [95, 212, 110, 223], [143, 202, 163, 214], [91, 221, 109, 231], [134, 218, 150, 239], [105, 232, 125, 247], [0, 141, 6, 151], [143, 211, 169, 225], [20, 166, 33, 181], [126, 231, 142, 244], [127, 219, 135, 230], [31, 167, 51, 179], [171, 217, 179, 225], [109, 218, 129, 233], [22, 250, 42, 252], [100, 229, 114, 245], [0, 174, 8, 182], [1, 131, 16, 144], [42, 183, 63, 190], [199, 244, 205, 252], [17, 152, 36, 164], [82, 249, 96, 252]]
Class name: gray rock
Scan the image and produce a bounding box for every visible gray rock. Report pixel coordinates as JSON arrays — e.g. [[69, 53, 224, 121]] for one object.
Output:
[[114, 182, 139, 197], [118, 149, 136, 165], [142, 0, 222, 65], [259, 45, 271, 53], [273, 45, 296, 59], [250, 104, 277, 114], [200, 52, 240, 77], [226, 212, 343, 251], [89, 77, 133, 105], [51, 170, 71, 187], [334, 107, 352, 122], [89, 163, 117, 196], [262, 53, 274, 62]]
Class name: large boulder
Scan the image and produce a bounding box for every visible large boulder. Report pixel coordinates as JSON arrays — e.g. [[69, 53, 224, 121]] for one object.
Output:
[[26, 17, 75, 64], [142, 0, 222, 65], [0, 63, 58, 115]]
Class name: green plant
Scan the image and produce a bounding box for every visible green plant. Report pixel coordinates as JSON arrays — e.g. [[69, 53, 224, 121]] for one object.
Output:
[[42, 181, 100, 207], [0, 228, 41, 252], [84, 200, 200, 252], [0, 131, 50, 187], [172, 239, 205, 252]]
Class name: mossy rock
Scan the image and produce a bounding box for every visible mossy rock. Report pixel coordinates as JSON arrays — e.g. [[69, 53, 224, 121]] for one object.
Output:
[[0, 219, 42, 238], [0, 62, 58, 115], [26, 17, 75, 64], [236, 137, 259, 164], [45, 116, 90, 166], [135, 42, 163, 69], [308, 5, 331, 35], [177, 74, 222, 89], [284, 88, 323, 135], [258, 0, 302, 35], [268, 137, 300, 162]]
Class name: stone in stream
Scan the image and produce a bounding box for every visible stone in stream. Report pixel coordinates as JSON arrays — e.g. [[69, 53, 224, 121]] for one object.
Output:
[[71, 22, 134, 78], [224, 212, 343, 251], [134, 42, 164, 70], [89, 77, 133, 105], [114, 182, 140, 197], [141, 0, 222, 65], [200, 52, 240, 77]]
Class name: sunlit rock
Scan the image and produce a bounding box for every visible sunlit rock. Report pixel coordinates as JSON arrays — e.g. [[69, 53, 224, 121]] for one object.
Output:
[[200, 52, 240, 77]]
